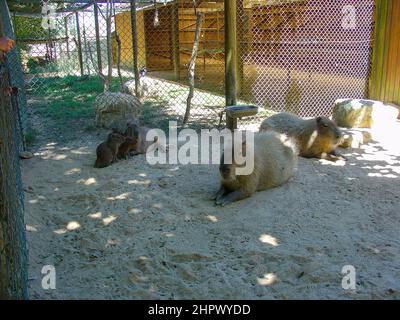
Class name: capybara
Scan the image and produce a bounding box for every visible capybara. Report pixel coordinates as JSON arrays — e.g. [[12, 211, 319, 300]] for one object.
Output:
[[214, 131, 298, 206], [125, 120, 166, 154], [117, 136, 138, 160], [259, 112, 344, 161], [94, 133, 126, 168]]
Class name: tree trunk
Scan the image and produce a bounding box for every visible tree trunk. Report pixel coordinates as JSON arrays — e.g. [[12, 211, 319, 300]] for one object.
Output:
[[0, 0, 29, 299]]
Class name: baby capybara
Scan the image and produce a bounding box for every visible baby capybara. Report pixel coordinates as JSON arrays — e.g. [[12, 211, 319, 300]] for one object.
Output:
[[259, 112, 344, 161], [94, 133, 126, 168], [125, 120, 166, 154], [117, 136, 138, 160], [214, 131, 298, 206]]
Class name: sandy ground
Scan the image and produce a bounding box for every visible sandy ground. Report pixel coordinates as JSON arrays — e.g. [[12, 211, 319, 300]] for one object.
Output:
[[22, 122, 400, 300]]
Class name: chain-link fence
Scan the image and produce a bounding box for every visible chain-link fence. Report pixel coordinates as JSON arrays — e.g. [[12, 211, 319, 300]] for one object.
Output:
[[10, 0, 374, 131], [0, 5, 29, 298], [237, 0, 374, 126]]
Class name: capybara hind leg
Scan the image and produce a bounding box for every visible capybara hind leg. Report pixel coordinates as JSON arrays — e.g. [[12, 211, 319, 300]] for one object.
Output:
[[216, 189, 249, 206]]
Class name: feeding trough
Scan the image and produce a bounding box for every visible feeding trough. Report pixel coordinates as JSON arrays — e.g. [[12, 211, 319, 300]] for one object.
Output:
[[225, 105, 259, 130]]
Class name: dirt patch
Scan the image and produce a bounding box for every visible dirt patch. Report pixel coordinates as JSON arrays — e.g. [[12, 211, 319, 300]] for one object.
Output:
[[22, 121, 400, 299]]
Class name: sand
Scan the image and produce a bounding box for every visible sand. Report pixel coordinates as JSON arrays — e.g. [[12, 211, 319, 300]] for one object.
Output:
[[22, 123, 400, 300]]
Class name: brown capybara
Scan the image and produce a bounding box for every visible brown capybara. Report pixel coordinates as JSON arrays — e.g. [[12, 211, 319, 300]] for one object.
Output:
[[214, 131, 298, 206], [259, 112, 344, 161], [94, 133, 126, 168], [125, 120, 166, 154], [117, 136, 138, 160]]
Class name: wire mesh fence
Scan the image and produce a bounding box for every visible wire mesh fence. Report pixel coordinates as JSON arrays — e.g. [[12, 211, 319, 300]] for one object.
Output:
[[0, 32, 29, 300], [237, 0, 375, 127], [10, 0, 374, 131]]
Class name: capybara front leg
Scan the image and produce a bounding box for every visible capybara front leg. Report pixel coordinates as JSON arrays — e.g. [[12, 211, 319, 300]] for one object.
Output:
[[320, 152, 346, 162], [330, 149, 347, 161], [212, 186, 226, 201], [216, 189, 249, 206]]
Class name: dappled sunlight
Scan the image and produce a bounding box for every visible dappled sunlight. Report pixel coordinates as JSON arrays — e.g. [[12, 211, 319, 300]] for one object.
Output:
[[259, 234, 279, 247], [49, 153, 67, 161], [107, 192, 131, 201], [103, 214, 117, 226], [257, 273, 278, 286], [67, 221, 81, 231], [106, 239, 119, 247], [54, 228, 68, 235], [162, 232, 175, 238], [127, 179, 151, 186], [53, 220, 81, 235], [26, 225, 38, 232], [70, 148, 91, 155], [368, 172, 398, 179], [64, 168, 81, 176], [319, 159, 346, 167], [153, 203, 163, 209], [207, 215, 218, 223], [88, 211, 102, 219], [128, 208, 142, 214], [77, 177, 97, 186]]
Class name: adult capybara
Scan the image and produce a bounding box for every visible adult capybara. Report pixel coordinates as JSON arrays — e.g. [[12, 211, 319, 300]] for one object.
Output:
[[214, 131, 298, 206], [259, 112, 344, 161], [94, 133, 126, 168]]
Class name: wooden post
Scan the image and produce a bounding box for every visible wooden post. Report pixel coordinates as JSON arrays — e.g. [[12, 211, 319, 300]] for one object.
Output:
[[224, 0, 238, 129], [171, 1, 180, 81], [130, 0, 140, 97], [93, 3, 103, 74], [236, 0, 245, 96], [75, 12, 84, 77], [65, 16, 70, 58]]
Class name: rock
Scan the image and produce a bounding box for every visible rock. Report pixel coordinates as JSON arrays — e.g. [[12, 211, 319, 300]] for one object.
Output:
[[333, 99, 399, 129], [94, 92, 141, 130], [339, 128, 372, 149], [19, 151, 34, 159], [123, 77, 159, 99], [387, 103, 400, 119]]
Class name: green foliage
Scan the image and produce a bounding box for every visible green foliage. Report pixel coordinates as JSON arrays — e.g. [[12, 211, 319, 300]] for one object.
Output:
[[12, 16, 46, 41], [34, 75, 126, 121]]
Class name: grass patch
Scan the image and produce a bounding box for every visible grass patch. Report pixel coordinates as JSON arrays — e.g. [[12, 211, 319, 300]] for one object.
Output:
[[32, 75, 129, 124]]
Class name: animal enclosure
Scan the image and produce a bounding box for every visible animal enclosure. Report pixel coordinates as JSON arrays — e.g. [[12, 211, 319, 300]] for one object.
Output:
[[1, 0, 400, 301], [9, 0, 375, 132]]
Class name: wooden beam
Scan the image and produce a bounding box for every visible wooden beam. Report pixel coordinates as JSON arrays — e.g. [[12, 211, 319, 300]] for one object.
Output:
[[130, 0, 140, 97], [93, 3, 103, 74], [171, 1, 180, 80], [224, 0, 238, 117], [75, 11, 84, 77]]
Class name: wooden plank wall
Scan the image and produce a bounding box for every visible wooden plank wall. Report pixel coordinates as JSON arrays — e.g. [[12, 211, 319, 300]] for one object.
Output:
[[369, 0, 400, 106]]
